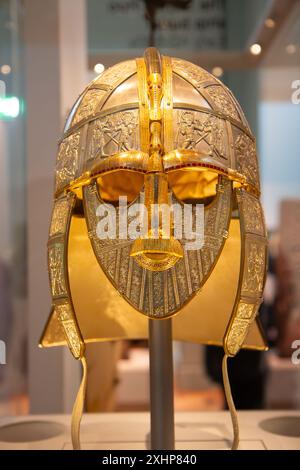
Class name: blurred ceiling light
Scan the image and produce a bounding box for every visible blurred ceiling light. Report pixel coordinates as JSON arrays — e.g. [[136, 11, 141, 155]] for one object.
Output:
[[250, 43, 262, 55], [1, 64, 11, 75], [264, 18, 275, 28], [212, 66, 224, 78], [0, 96, 20, 119], [94, 63, 105, 74], [286, 44, 296, 55]]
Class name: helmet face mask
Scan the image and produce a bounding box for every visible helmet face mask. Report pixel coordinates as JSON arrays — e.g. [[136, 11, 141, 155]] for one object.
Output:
[[76, 51, 236, 318], [83, 172, 231, 317], [41, 47, 267, 357]]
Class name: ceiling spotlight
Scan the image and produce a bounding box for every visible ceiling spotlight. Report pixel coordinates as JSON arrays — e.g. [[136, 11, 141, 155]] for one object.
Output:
[[265, 18, 275, 28], [250, 43, 262, 55], [212, 66, 224, 78], [1, 64, 11, 75], [286, 44, 296, 55], [94, 63, 105, 74]]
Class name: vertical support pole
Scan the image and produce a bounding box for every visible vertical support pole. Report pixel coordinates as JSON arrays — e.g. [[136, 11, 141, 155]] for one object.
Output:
[[149, 318, 175, 450]]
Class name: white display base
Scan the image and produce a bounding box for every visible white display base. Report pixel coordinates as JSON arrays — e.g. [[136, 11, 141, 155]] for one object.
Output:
[[0, 411, 299, 450]]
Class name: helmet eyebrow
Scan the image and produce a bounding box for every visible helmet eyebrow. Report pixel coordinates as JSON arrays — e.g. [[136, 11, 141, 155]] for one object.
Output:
[[90, 151, 148, 177], [163, 149, 260, 197], [54, 151, 148, 199]]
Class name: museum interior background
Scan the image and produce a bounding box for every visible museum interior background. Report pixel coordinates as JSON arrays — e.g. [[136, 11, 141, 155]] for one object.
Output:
[[0, 0, 300, 417]]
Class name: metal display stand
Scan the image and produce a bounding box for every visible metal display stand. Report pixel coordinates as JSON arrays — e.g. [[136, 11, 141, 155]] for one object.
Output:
[[149, 319, 175, 450]]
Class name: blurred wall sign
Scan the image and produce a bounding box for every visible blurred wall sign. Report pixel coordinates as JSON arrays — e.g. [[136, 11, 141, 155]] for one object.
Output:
[[88, 0, 226, 52]]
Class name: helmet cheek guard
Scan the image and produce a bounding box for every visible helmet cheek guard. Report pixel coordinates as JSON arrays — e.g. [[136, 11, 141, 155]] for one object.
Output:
[[40, 49, 267, 450]]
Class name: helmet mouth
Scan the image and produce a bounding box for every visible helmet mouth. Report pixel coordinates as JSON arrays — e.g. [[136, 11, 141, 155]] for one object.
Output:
[[130, 237, 183, 271]]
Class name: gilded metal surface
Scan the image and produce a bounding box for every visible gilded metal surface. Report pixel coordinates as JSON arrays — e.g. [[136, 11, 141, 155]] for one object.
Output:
[[48, 243, 66, 297], [72, 89, 107, 126], [86, 110, 139, 162], [238, 190, 266, 236], [41, 216, 266, 351], [49, 198, 70, 236], [166, 108, 259, 193], [162, 56, 173, 153], [90, 151, 148, 176], [56, 57, 260, 197], [204, 85, 240, 122], [102, 75, 139, 110], [64, 60, 137, 137], [83, 175, 231, 317], [242, 240, 266, 295], [172, 57, 218, 88], [43, 49, 267, 352], [93, 60, 136, 88], [224, 188, 267, 356], [172, 58, 249, 130], [41, 50, 269, 454], [174, 109, 228, 161], [234, 131, 260, 191], [56, 301, 82, 359], [131, 49, 185, 273], [56, 132, 81, 192], [46, 193, 84, 359], [136, 58, 150, 153]]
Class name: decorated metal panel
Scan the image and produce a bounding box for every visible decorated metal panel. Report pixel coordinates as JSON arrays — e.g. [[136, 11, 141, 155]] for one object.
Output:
[[47, 193, 84, 358]]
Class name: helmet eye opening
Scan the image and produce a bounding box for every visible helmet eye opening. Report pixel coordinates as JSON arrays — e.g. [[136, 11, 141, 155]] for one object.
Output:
[[167, 168, 219, 205], [97, 170, 145, 206]]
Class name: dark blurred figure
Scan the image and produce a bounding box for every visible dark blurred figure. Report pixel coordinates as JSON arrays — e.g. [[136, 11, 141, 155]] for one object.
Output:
[[260, 251, 278, 348], [274, 244, 294, 357]]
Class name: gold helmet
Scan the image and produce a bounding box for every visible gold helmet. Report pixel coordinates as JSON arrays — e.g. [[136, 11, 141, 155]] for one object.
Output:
[[40, 48, 267, 449]]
